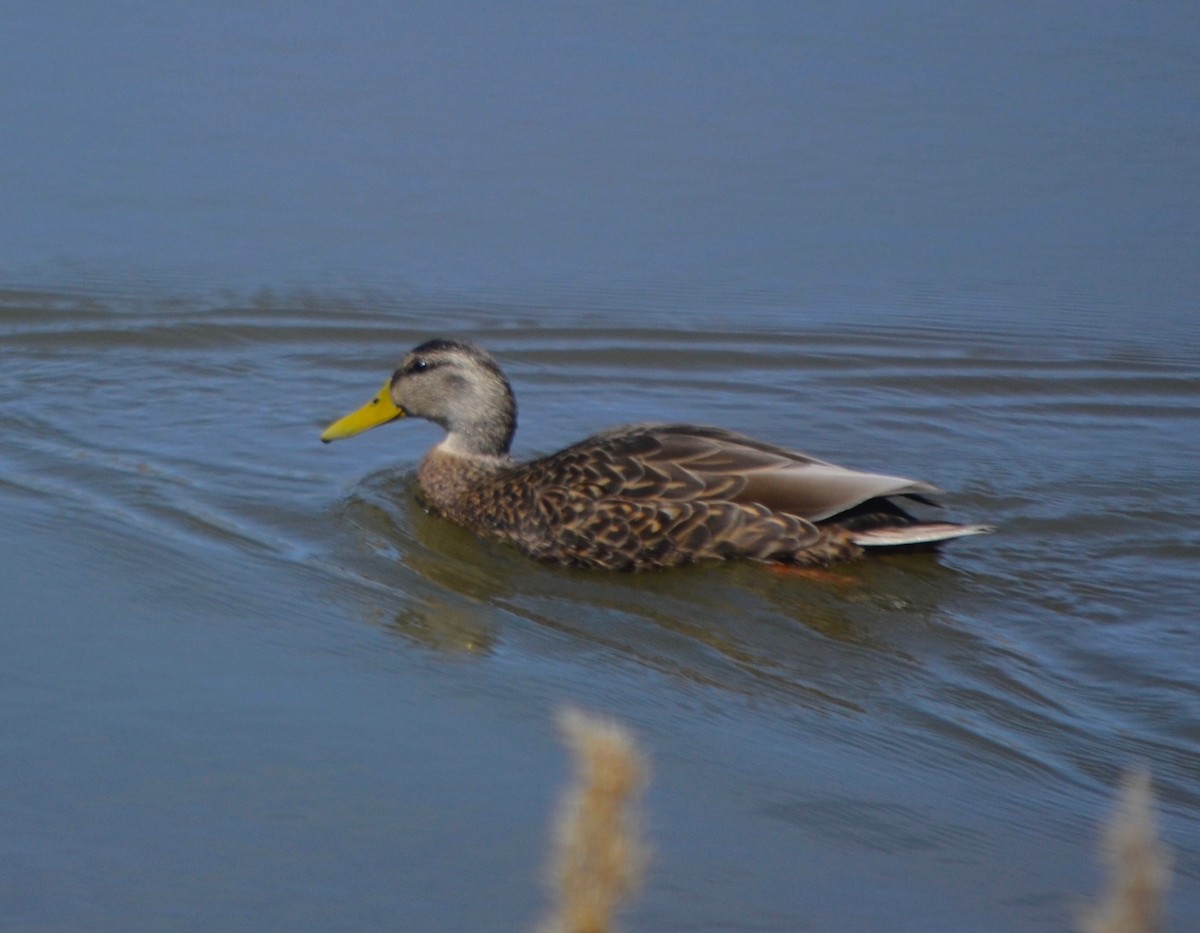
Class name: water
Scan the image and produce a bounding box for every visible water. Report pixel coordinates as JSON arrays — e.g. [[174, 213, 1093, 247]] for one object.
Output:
[[2, 3, 1198, 931]]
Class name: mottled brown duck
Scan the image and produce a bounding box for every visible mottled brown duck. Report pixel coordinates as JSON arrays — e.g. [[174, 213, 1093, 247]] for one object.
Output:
[[321, 339, 991, 571]]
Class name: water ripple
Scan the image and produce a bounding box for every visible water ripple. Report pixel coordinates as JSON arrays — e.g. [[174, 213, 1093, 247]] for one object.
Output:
[[2, 286, 1197, 887]]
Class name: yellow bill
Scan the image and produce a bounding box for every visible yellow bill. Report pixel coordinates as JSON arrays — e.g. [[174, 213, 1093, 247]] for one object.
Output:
[[320, 380, 405, 442]]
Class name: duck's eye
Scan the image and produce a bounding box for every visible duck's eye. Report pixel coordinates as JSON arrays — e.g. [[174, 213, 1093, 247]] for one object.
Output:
[[409, 358, 429, 374]]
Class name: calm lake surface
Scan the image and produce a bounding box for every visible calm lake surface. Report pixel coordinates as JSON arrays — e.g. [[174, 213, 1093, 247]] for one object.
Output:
[[2, 3, 1197, 931]]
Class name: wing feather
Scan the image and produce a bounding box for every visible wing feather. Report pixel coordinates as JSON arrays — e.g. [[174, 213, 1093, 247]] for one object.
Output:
[[517, 423, 940, 522]]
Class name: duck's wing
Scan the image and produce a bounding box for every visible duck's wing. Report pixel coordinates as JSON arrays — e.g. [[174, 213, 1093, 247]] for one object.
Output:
[[516, 423, 942, 522]]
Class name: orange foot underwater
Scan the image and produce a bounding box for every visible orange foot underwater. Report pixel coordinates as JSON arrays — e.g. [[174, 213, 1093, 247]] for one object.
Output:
[[768, 564, 860, 587]]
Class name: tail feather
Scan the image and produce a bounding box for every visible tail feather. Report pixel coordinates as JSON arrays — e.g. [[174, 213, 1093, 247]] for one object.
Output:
[[851, 523, 994, 548]]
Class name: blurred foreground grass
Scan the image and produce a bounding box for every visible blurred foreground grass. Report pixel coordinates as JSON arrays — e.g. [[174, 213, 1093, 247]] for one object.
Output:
[[536, 712, 1170, 933]]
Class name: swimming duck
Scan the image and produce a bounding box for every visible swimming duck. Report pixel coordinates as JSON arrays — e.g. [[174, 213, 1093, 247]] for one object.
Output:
[[321, 339, 991, 571]]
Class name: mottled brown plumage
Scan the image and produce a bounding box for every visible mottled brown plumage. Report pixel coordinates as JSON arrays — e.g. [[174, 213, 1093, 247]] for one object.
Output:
[[321, 339, 992, 571]]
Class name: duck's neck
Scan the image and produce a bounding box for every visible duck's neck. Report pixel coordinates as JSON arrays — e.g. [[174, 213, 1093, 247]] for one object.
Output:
[[437, 425, 512, 458], [440, 387, 517, 458]]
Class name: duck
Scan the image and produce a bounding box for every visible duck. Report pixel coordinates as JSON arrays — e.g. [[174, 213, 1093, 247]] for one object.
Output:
[[321, 339, 991, 571]]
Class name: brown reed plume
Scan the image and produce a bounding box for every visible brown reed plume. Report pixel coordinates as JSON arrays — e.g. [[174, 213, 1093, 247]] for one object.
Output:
[[1080, 769, 1171, 933], [538, 708, 649, 933]]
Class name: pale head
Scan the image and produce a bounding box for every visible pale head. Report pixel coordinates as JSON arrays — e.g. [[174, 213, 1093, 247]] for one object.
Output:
[[321, 339, 518, 458]]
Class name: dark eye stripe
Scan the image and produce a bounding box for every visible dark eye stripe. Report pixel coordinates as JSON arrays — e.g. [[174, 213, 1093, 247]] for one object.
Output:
[[396, 357, 444, 382]]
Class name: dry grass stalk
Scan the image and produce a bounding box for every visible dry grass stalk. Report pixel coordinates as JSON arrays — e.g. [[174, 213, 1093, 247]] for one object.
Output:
[[1080, 769, 1171, 933], [539, 708, 649, 933]]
